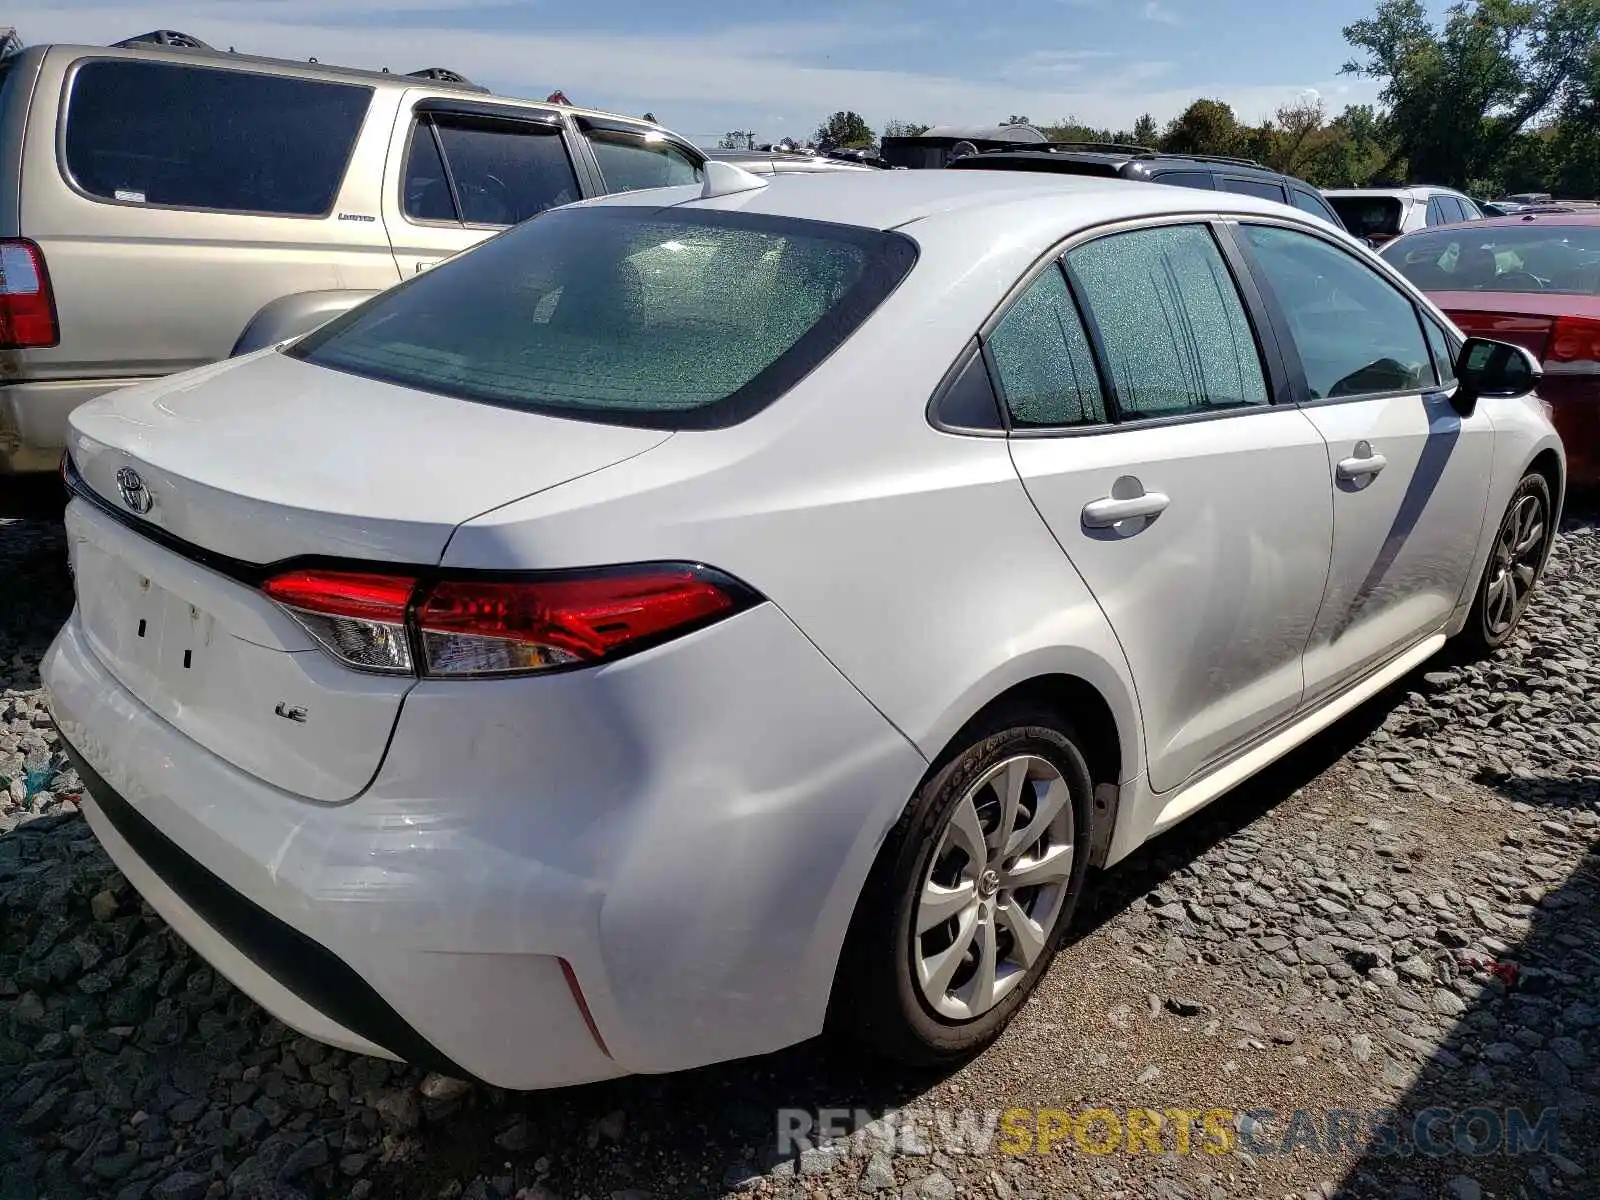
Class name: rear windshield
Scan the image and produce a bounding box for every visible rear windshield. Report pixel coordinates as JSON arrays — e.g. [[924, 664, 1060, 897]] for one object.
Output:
[[63, 59, 372, 216], [1327, 196, 1404, 238], [1382, 224, 1600, 295], [291, 206, 919, 429]]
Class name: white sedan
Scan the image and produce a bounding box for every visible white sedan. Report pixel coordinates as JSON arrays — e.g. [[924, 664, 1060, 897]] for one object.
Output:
[[45, 165, 1562, 1089]]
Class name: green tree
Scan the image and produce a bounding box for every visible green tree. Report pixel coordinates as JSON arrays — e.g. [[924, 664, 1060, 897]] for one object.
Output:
[[1162, 99, 1244, 156], [1342, 0, 1600, 188], [814, 110, 875, 149], [882, 119, 931, 138], [1003, 114, 1032, 126], [1130, 113, 1160, 147], [717, 131, 755, 150]]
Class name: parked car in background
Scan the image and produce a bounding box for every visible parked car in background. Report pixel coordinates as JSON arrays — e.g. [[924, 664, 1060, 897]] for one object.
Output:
[[1322, 185, 1485, 248], [1382, 210, 1600, 487], [947, 145, 1347, 231], [47, 167, 1560, 1090], [0, 33, 706, 474], [880, 123, 1049, 169], [705, 149, 876, 175]]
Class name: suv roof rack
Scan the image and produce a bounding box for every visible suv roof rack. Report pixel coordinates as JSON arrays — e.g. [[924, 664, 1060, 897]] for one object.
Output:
[[1142, 151, 1265, 169], [113, 30, 213, 50], [1038, 141, 1158, 155], [406, 66, 490, 92]]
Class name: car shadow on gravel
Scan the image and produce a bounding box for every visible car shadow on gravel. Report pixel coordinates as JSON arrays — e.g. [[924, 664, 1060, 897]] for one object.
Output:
[[1333, 825, 1600, 1200]]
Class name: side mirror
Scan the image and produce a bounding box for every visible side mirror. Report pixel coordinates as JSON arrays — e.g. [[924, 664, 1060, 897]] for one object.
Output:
[[1451, 336, 1541, 417]]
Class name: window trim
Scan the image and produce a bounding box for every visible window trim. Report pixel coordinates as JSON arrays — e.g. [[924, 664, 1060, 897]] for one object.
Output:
[[56, 55, 375, 220], [927, 338, 1007, 436], [398, 106, 584, 232], [1229, 214, 1451, 410], [1219, 175, 1287, 204], [937, 212, 1300, 440]]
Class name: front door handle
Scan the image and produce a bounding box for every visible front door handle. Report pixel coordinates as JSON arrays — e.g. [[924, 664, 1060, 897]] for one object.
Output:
[[1336, 449, 1388, 481], [1082, 491, 1171, 529]]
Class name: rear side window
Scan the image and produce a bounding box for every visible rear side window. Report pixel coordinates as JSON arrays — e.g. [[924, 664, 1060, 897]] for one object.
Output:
[[584, 128, 701, 193], [1292, 188, 1342, 228], [1222, 177, 1287, 204], [63, 60, 371, 216], [404, 116, 580, 226], [987, 265, 1106, 428], [1067, 224, 1269, 419], [1150, 170, 1215, 190], [292, 206, 917, 429]]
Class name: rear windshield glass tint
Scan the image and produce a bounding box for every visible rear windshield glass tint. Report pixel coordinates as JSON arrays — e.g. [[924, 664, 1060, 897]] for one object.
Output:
[[291, 206, 918, 429], [1382, 224, 1600, 295], [1328, 196, 1404, 238], [64, 60, 371, 216]]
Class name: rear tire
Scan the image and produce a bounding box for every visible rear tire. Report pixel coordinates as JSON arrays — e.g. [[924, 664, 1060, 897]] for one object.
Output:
[[1456, 471, 1553, 659], [831, 705, 1094, 1067]]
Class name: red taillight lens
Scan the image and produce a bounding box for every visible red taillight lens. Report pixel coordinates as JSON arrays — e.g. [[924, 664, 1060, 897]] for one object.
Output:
[[417, 567, 745, 676], [261, 565, 753, 678], [0, 240, 58, 349], [1547, 316, 1600, 366], [262, 571, 418, 673]]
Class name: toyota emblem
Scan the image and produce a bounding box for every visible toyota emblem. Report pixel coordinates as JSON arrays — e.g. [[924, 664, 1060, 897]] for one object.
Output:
[[115, 467, 153, 515]]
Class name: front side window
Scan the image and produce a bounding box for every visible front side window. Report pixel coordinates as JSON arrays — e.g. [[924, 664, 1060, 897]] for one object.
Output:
[[293, 206, 916, 428], [64, 59, 371, 215], [585, 129, 702, 193], [403, 116, 580, 226], [1241, 223, 1431, 399], [986, 265, 1105, 428], [1424, 316, 1458, 386], [1067, 224, 1269, 419]]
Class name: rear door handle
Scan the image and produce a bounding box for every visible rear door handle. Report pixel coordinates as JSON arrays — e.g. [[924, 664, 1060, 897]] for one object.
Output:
[[1336, 451, 1388, 481], [1081, 491, 1171, 529]]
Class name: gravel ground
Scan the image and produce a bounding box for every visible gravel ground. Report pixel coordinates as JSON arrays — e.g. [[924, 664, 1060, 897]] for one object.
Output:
[[2, 485, 1598, 1200]]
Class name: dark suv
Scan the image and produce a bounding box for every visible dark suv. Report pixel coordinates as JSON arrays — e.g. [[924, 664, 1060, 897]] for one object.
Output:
[[947, 144, 1348, 232]]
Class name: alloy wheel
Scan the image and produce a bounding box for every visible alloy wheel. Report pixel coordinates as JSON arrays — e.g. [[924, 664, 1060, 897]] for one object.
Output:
[[913, 755, 1075, 1021], [1484, 492, 1548, 637]]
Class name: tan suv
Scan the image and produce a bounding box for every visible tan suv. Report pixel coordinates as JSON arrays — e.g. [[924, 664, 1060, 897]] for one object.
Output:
[[0, 37, 706, 473]]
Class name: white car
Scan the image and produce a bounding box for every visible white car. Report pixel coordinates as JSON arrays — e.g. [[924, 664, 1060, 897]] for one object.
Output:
[[1323, 185, 1486, 247], [45, 165, 1563, 1089]]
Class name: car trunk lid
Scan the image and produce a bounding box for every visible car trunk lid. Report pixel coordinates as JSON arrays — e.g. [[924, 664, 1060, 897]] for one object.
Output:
[[63, 350, 671, 801], [1432, 292, 1600, 360]]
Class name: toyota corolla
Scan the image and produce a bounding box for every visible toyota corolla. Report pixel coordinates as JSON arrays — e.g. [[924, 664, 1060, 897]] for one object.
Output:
[[45, 166, 1563, 1089]]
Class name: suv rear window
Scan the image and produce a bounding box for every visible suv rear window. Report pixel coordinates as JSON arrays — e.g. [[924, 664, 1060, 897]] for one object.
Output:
[[1327, 196, 1404, 238], [63, 59, 372, 216], [292, 206, 918, 429]]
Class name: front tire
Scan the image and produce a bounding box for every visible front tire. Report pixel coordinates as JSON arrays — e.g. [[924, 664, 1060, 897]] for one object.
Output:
[[1458, 470, 1553, 658], [831, 706, 1094, 1067]]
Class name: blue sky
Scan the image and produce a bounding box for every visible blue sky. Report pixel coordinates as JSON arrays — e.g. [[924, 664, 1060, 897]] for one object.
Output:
[[17, 0, 1386, 146]]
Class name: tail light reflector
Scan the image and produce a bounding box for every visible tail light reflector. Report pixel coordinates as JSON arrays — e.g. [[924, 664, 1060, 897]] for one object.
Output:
[[261, 571, 418, 673], [0, 239, 58, 349], [1546, 315, 1600, 373], [262, 564, 755, 677]]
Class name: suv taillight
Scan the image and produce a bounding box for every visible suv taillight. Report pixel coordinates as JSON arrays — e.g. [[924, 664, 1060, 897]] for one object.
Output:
[[0, 239, 58, 349], [262, 564, 757, 678]]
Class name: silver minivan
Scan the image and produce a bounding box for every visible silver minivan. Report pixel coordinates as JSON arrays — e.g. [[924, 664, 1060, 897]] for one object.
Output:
[[0, 37, 706, 473]]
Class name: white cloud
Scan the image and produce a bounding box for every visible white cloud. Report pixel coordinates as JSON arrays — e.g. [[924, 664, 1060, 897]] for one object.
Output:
[[13, 2, 1376, 142]]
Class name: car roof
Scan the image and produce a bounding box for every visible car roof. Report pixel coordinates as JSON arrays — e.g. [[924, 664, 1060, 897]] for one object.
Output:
[[577, 168, 1334, 235], [41, 41, 661, 129], [955, 148, 1288, 179], [1323, 186, 1456, 199], [1401, 210, 1600, 233]]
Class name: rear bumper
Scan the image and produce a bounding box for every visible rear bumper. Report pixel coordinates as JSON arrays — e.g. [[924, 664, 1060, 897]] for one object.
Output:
[[44, 598, 925, 1088], [1541, 378, 1599, 488], [0, 377, 152, 473]]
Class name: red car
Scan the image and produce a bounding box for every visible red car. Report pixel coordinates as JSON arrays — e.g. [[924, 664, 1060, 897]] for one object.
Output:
[[1382, 210, 1600, 487]]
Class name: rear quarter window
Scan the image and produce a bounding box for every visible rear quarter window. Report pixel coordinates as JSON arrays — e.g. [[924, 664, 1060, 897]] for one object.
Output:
[[62, 59, 372, 216]]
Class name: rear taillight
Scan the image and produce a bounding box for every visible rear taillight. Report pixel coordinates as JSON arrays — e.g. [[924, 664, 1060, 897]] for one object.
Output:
[[262, 564, 755, 678], [0, 239, 58, 349], [1546, 315, 1600, 373]]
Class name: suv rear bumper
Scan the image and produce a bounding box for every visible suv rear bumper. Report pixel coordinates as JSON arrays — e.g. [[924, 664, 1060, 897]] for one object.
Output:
[[1, 378, 152, 473]]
